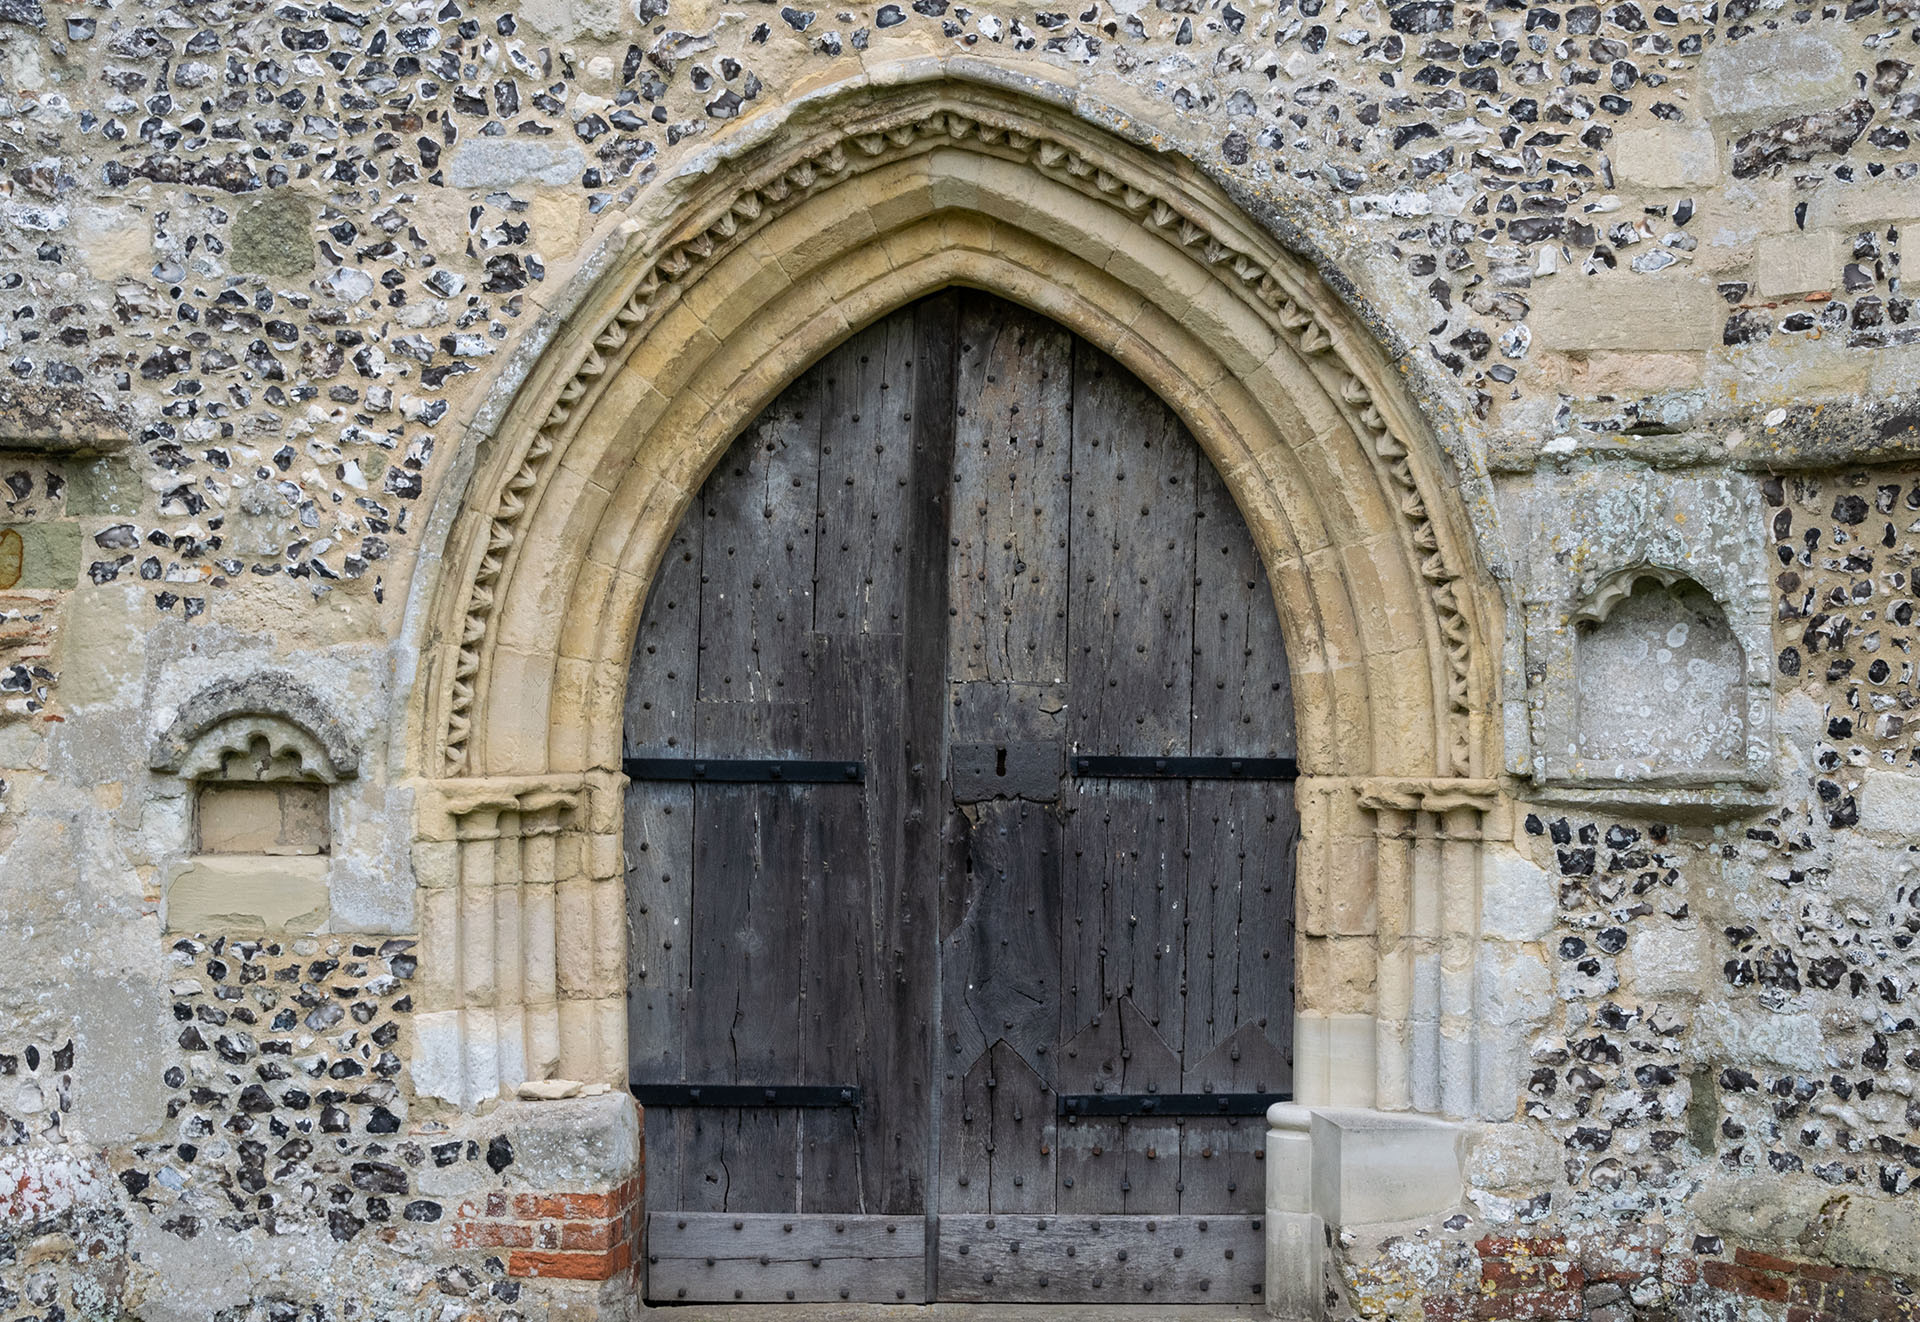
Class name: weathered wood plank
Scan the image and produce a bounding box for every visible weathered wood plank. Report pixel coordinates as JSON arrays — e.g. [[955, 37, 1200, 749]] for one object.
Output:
[[936, 1214, 1266, 1303], [906, 293, 959, 1242], [624, 519, 701, 753], [940, 799, 1063, 1077], [949, 296, 1072, 686], [986, 1040, 1056, 1214], [683, 783, 807, 1211], [814, 312, 917, 637], [648, 1214, 927, 1304], [1189, 446, 1294, 758], [1066, 336, 1196, 756], [940, 1040, 992, 1215], [696, 371, 820, 704], [1183, 781, 1297, 1072], [1061, 781, 1191, 1058], [801, 633, 872, 1214]]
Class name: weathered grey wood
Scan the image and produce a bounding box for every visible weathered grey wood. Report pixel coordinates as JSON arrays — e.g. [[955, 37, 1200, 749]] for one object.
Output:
[[986, 1041, 1056, 1214], [799, 634, 873, 1214], [697, 374, 819, 704], [941, 1039, 992, 1215], [649, 1214, 927, 1304], [1066, 338, 1195, 755], [949, 300, 1071, 686], [1060, 782, 1191, 1057], [625, 520, 702, 752], [1056, 999, 1183, 1215], [936, 1215, 1266, 1304], [625, 290, 1299, 1305], [815, 313, 917, 638], [940, 799, 1062, 1078], [907, 295, 959, 1252], [1182, 782, 1297, 1074], [1188, 454, 1294, 759]]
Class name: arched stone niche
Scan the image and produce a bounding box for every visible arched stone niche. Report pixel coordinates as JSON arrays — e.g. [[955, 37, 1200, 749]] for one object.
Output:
[[1506, 465, 1773, 811], [1572, 568, 1747, 779], [149, 673, 362, 932]]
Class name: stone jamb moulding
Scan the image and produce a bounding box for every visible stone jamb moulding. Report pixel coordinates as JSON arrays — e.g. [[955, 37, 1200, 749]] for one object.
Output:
[[405, 71, 1513, 1310]]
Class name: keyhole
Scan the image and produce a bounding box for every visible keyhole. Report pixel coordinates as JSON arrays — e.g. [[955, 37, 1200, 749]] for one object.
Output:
[[995, 747, 1007, 777]]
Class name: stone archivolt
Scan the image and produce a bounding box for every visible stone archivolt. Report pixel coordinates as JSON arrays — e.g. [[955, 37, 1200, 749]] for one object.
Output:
[[428, 76, 1489, 785], [411, 72, 1506, 1120]]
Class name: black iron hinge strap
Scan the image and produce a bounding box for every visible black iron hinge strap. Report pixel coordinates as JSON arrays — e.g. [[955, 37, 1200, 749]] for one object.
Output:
[[1070, 756, 1298, 780], [629, 1084, 862, 1108], [1058, 1091, 1290, 1117], [623, 758, 864, 784]]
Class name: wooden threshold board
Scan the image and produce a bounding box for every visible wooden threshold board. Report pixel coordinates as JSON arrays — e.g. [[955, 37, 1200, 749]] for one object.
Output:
[[646, 1214, 927, 1304], [934, 1214, 1266, 1304]]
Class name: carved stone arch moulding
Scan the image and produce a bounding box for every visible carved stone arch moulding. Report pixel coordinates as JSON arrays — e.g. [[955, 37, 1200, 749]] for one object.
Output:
[[151, 672, 362, 783], [424, 74, 1493, 786], [408, 72, 1514, 1114]]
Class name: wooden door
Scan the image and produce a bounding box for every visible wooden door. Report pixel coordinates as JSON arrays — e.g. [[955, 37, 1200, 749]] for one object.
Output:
[[625, 292, 1295, 1307]]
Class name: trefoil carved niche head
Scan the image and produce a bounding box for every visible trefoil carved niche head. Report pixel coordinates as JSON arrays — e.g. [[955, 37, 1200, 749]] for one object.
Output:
[[1568, 567, 1747, 783], [149, 674, 361, 931]]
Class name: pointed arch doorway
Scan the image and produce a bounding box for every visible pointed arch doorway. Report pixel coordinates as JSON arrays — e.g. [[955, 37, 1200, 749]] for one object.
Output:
[[624, 290, 1297, 1305]]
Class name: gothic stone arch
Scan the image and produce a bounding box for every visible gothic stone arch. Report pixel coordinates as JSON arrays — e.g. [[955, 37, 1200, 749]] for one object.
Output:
[[404, 72, 1506, 1147]]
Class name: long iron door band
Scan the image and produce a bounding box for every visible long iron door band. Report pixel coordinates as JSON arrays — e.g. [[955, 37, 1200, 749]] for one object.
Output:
[[1068, 755, 1297, 779], [630, 1084, 862, 1108], [622, 757, 864, 783], [1057, 1092, 1291, 1118]]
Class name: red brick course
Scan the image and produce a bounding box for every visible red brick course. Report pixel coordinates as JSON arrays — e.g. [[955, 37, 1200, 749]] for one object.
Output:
[[1415, 1228, 1911, 1321], [454, 1171, 644, 1282]]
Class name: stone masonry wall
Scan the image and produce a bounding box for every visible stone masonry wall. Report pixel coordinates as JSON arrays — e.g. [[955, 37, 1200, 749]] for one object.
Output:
[[3, 0, 1920, 1311]]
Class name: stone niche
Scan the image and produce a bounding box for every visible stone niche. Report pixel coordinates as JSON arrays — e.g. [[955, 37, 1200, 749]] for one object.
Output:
[[1502, 466, 1773, 811], [1571, 569, 1747, 779], [149, 674, 361, 933]]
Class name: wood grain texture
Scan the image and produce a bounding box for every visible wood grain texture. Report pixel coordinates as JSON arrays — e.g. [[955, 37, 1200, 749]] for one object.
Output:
[[649, 1214, 927, 1304], [625, 291, 1297, 1303], [935, 1215, 1267, 1304]]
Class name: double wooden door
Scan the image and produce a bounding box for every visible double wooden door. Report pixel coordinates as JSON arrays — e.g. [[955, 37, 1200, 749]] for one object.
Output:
[[623, 291, 1297, 1306]]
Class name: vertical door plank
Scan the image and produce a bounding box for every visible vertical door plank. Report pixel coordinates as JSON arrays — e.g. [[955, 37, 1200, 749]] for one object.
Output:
[[1113, 999, 1184, 1213], [625, 521, 702, 752], [940, 799, 1064, 1082], [986, 1040, 1056, 1214], [696, 374, 820, 705], [1189, 449, 1295, 758], [1061, 782, 1191, 1059], [1183, 782, 1298, 1074], [948, 295, 1072, 687], [1065, 337, 1196, 755], [800, 633, 872, 1214], [1053, 1009, 1124, 1214], [906, 294, 959, 1239], [815, 313, 917, 638], [684, 783, 806, 1211], [940, 1044, 992, 1214]]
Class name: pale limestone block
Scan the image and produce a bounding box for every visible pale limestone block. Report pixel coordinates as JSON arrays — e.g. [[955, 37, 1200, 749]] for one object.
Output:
[[1308, 1109, 1465, 1224], [1805, 176, 1920, 229], [407, 1013, 470, 1105], [1480, 847, 1556, 941], [1466, 1122, 1562, 1194], [1754, 230, 1842, 298], [1701, 28, 1849, 119], [1612, 123, 1718, 190], [1530, 274, 1722, 351], [1859, 767, 1920, 834], [164, 855, 329, 933], [1627, 923, 1700, 997]]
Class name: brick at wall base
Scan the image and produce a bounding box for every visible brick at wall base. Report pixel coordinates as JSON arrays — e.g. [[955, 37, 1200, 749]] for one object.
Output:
[[454, 1173, 645, 1282]]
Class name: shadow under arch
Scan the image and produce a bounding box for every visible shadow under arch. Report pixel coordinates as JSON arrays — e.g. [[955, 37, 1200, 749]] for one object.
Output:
[[403, 71, 1507, 1121]]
